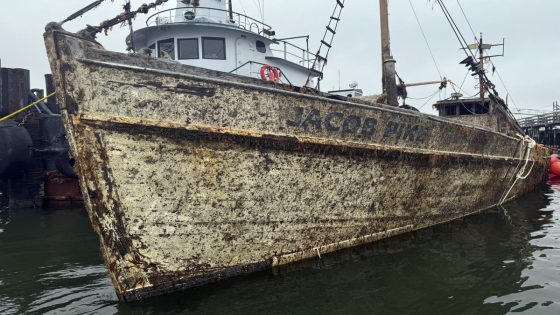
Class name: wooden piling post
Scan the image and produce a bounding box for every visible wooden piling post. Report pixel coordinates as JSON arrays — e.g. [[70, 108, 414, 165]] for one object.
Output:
[[0, 59, 3, 116], [0, 59, 5, 209], [0, 68, 30, 117], [0, 67, 44, 209]]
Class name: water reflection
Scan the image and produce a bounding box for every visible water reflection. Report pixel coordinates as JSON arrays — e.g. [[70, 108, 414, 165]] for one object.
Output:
[[0, 185, 558, 314], [485, 182, 560, 314], [0, 209, 117, 314]]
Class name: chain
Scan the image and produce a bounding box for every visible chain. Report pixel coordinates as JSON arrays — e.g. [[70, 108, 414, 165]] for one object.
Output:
[[17, 109, 35, 127], [81, 0, 170, 38]]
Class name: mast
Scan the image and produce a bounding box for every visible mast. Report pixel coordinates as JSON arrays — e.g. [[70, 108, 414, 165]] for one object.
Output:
[[379, 0, 398, 106], [478, 34, 485, 103], [228, 0, 233, 20]]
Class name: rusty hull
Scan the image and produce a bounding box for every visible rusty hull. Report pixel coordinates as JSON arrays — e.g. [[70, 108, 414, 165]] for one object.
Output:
[[44, 25, 548, 302]]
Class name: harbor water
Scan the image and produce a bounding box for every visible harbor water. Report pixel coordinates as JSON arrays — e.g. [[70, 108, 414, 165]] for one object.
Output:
[[1, 183, 559, 315]]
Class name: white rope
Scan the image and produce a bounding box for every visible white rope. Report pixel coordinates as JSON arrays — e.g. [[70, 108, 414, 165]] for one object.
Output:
[[315, 247, 322, 259], [498, 135, 536, 206]]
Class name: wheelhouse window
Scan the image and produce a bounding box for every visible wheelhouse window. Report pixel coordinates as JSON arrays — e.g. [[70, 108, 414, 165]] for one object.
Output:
[[475, 103, 489, 114], [178, 38, 199, 60], [459, 103, 474, 115], [158, 38, 175, 59], [256, 40, 266, 53], [202, 37, 226, 60], [445, 105, 456, 116]]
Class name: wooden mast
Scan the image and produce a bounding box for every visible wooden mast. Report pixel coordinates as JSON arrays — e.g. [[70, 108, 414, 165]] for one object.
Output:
[[478, 35, 485, 103], [379, 0, 398, 106]]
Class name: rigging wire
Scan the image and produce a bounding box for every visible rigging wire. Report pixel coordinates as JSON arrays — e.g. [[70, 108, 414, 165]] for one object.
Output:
[[408, 0, 442, 79], [418, 90, 440, 109], [452, 1, 521, 113], [489, 60, 520, 110], [407, 89, 442, 101], [435, 0, 475, 60], [450, 81, 480, 99], [252, 0, 264, 22], [527, 104, 557, 110], [458, 68, 470, 91], [434, 0, 522, 134], [236, 0, 248, 16], [446, 82, 483, 116], [456, 0, 477, 41]]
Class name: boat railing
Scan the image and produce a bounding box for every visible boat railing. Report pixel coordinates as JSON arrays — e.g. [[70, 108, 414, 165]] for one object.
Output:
[[517, 112, 560, 128], [272, 37, 321, 72], [146, 7, 274, 38]]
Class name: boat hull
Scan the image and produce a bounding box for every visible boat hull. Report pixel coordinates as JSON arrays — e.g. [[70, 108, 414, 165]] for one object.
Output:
[[44, 25, 548, 302]]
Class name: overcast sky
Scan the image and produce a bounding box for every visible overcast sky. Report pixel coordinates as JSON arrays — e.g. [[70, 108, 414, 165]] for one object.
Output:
[[0, 0, 558, 116]]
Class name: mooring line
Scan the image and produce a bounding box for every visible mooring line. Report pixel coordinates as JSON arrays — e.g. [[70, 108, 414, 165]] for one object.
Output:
[[0, 92, 56, 123]]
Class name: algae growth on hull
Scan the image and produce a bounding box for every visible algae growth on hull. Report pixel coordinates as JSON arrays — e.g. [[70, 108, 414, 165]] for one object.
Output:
[[43, 24, 548, 301]]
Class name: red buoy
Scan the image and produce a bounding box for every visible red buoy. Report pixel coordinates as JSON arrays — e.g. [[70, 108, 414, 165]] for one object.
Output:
[[550, 161, 560, 177], [259, 64, 280, 83]]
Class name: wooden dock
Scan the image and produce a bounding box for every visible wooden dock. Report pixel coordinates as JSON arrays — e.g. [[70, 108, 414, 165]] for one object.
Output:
[[518, 102, 560, 147]]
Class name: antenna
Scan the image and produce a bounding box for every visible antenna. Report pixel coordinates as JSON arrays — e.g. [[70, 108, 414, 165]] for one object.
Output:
[[462, 34, 506, 102]]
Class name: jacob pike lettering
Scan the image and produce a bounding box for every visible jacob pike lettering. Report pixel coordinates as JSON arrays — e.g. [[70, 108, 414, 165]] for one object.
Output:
[[287, 106, 429, 143]]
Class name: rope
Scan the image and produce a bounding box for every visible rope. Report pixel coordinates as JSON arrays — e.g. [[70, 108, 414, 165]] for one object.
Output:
[[497, 135, 536, 206], [0, 92, 56, 123]]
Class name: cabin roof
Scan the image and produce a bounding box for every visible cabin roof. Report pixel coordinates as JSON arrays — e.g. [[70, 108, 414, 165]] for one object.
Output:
[[131, 23, 275, 45], [434, 98, 491, 108]]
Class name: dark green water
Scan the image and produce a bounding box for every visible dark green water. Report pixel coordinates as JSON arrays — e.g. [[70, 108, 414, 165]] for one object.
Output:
[[1, 184, 559, 315]]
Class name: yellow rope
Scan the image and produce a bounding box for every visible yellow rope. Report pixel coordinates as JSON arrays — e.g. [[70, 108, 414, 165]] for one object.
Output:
[[0, 92, 57, 123]]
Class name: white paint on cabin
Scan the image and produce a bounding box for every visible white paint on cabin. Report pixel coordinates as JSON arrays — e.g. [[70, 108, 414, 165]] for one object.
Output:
[[131, 0, 320, 87]]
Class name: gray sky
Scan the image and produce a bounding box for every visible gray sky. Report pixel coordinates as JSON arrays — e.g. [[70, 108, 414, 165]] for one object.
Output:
[[0, 0, 558, 116]]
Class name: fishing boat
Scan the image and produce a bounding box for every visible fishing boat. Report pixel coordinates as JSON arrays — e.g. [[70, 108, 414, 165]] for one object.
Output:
[[44, 0, 548, 302]]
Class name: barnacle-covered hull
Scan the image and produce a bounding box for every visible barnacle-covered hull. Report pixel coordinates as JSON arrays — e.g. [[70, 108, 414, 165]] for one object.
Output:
[[44, 25, 548, 302]]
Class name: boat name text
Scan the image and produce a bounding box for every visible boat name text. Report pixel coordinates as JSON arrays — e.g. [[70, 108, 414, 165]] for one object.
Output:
[[287, 107, 429, 143]]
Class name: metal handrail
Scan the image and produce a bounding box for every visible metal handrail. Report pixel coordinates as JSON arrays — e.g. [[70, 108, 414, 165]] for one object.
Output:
[[272, 40, 317, 70], [518, 112, 560, 128], [271, 49, 310, 66], [146, 6, 273, 38]]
